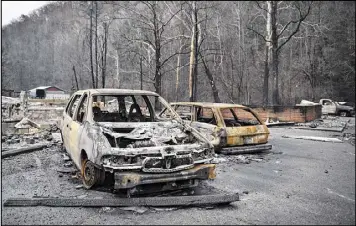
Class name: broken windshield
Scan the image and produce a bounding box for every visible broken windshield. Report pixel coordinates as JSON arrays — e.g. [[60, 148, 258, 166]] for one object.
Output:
[[91, 94, 178, 122]]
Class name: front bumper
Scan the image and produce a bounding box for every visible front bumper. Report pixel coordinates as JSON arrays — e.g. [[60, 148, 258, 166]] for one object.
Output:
[[114, 164, 216, 190]]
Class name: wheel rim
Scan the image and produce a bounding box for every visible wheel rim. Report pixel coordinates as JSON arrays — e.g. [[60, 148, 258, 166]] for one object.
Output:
[[82, 160, 97, 189]]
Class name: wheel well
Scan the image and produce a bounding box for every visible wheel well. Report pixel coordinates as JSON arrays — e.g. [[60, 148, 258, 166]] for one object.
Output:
[[80, 150, 88, 165]]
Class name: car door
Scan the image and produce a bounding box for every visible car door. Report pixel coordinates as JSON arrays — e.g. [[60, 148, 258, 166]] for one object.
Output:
[[69, 93, 89, 168], [62, 94, 80, 152], [322, 99, 336, 114], [62, 94, 82, 165]]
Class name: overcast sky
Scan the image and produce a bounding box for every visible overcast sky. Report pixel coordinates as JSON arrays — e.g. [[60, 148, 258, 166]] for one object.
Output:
[[2, 1, 53, 26]]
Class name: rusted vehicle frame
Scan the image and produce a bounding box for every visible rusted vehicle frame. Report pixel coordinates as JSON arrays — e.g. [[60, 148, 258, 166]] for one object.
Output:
[[160, 102, 271, 153]]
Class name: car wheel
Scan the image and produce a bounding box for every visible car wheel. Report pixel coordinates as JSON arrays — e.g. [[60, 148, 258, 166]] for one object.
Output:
[[339, 111, 347, 117], [82, 159, 104, 189]]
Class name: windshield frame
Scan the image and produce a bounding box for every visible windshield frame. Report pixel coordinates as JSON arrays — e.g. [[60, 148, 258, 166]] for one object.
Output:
[[87, 93, 181, 123]]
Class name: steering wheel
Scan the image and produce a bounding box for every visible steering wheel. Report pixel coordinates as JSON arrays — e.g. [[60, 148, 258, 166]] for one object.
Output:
[[128, 104, 144, 122]]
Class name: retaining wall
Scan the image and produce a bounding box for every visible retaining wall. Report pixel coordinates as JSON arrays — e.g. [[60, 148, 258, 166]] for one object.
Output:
[[248, 105, 322, 123]]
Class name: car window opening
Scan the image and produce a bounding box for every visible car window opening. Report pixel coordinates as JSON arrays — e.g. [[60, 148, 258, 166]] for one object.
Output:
[[91, 94, 176, 123], [196, 107, 217, 125], [220, 108, 261, 127]]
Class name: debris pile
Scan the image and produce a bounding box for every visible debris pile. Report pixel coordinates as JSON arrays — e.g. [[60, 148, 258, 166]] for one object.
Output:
[[341, 133, 355, 146], [223, 154, 265, 164], [1, 96, 22, 121], [1, 120, 62, 158], [295, 116, 349, 132]]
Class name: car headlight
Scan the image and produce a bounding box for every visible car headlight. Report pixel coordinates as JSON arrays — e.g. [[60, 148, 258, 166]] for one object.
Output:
[[101, 155, 141, 166]]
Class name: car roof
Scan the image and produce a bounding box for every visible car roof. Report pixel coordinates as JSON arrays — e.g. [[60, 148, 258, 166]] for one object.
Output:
[[72, 89, 159, 96], [171, 102, 249, 109]]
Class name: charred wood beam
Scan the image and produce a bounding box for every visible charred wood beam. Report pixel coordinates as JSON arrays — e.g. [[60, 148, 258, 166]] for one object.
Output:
[[4, 193, 240, 207], [1, 144, 49, 158]]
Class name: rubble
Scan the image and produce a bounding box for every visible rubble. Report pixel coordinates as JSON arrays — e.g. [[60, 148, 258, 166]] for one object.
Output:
[[151, 207, 178, 211], [220, 143, 272, 155], [120, 206, 149, 214], [265, 117, 295, 127], [75, 185, 83, 189], [100, 207, 115, 213], [295, 116, 349, 132], [15, 117, 40, 129], [62, 154, 70, 161], [56, 168, 77, 174], [64, 162, 73, 167], [210, 157, 228, 164], [342, 133, 355, 145]]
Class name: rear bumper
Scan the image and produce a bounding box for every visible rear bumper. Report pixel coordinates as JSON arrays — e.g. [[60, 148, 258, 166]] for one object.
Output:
[[219, 143, 272, 155], [114, 164, 216, 190]]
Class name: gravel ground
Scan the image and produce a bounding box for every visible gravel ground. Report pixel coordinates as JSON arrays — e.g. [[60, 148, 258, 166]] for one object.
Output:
[[1, 117, 355, 225]]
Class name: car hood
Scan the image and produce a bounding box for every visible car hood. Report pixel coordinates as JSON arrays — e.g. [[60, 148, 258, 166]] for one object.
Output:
[[96, 120, 213, 148]]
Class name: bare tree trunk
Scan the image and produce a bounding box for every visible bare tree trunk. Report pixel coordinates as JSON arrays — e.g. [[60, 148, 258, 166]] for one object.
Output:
[[72, 65, 79, 90], [94, 1, 98, 88], [230, 54, 234, 100], [269, 1, 280, 105], [116, 49, 120, 88], [263, 45, 269, 106], [140, 43, 143, 90], [193, 2, 199, 101], [175, 41, 183, 102], [89, 2, 95, 88], [189, 1, 198, 102], [188, 19, 196, 101], [200, 52, 221, 102], [101, 22, 108, 88], [153, 3, 162, 110]]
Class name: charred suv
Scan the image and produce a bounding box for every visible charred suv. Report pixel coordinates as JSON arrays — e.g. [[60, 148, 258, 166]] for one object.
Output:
[[60, 89, 216, 195]]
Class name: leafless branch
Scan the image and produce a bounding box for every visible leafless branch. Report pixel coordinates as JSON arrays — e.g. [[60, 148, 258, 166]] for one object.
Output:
[[247, 26, 270, 43], [277, 2, 312, 52]]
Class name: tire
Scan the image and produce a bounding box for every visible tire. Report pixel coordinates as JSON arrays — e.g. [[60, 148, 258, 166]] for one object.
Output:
[[81, 159, 105, 189]]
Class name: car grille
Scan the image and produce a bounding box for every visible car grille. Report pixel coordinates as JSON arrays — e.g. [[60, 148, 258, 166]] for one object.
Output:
[[142, 154, 194, 173]]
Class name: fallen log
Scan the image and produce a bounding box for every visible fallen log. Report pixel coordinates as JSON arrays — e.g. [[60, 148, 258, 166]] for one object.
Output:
[[282, 135, 343, 143], [3, 193, 239, 207], [1, 144, 48, 158], [220, 144, 272, 155]]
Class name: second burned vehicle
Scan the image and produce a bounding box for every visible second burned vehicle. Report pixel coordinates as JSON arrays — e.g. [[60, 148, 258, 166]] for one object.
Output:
[[159, 102, 272, 154], [60, 89, 216, 196]]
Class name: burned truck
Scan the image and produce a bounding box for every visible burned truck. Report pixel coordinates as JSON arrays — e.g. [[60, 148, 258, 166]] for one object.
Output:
[[60, 89, 216, 196]]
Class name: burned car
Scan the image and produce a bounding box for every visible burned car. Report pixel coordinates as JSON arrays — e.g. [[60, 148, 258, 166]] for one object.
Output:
[[60, 89, 216, 195], [159, 102, 271, 154]]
